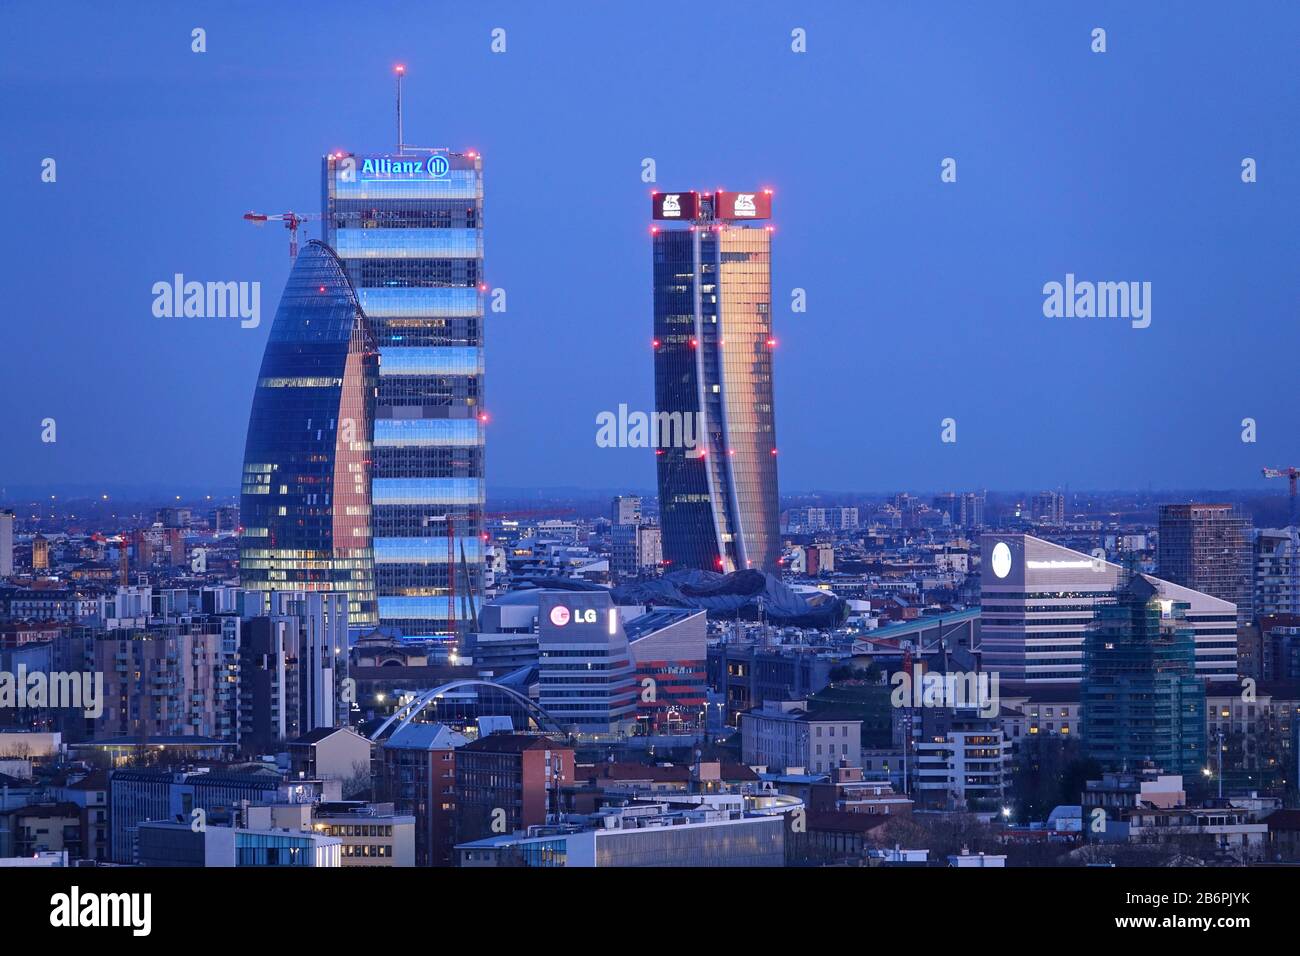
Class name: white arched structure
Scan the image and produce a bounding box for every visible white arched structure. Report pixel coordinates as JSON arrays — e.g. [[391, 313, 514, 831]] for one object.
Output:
[[369, 679, 562, 741]]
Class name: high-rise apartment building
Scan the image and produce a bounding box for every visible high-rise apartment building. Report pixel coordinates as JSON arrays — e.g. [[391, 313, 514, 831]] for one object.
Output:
[[611, 495, 642, 526], [611, 522, 663, 579], [1158, 503, 1253, 625], [652, 189, 779, 574], [239, 241, 378, 631], [1253, 528, 1299, 618], [323, 149, 485, 645], [933, 493, 984, 530], [1030, 491, 1066, 525]]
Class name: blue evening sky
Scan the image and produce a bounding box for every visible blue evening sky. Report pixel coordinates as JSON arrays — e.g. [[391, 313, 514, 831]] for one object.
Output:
[[1, 1, 1297, 495]]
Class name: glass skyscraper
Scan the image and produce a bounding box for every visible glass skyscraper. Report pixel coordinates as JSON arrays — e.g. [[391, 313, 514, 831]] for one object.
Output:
[[323, 150, 485, 644], [240, 240, 378, 630], [652, 191, 779, 573], [1082, 573, 1207, 777]]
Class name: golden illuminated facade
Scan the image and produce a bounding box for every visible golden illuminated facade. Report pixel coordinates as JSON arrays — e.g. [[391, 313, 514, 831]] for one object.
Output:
[[653, 195, 780, 573]]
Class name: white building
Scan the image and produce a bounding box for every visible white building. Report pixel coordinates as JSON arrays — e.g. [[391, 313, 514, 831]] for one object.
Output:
[[981, 533, 1237, 683]]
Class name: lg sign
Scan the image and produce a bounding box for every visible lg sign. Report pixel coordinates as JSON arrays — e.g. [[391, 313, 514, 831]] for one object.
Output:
[[549, 605, 596, 626]]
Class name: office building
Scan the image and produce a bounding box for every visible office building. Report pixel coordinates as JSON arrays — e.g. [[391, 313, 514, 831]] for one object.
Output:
[[1081, 574, 1207, 778], [242, 800, 414, 867], [624, 607, 708, 732], [980, 533, 1237, 683], [652, 189, 779, 573], [137, 820, 342, 867], [109, 767, 312, 864], [324, 148, 485, 645], [456, 794, 786, 868], [1158, 503, 1253, 625], [239, 240, 379, 631], [536, 591, 637, 733]]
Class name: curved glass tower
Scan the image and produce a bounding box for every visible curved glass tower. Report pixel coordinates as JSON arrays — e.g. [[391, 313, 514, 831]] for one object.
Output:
[[240, 240, 379, 629], [653, 191, 780, 573]]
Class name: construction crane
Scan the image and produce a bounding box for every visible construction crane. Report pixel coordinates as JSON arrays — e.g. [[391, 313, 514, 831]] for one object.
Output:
[[242, 211, 321, 260], [424, 514, 482, 644], [1262, 466, 1300, 615]]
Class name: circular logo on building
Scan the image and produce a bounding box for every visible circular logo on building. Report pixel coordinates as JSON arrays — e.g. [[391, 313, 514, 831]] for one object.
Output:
[[991, 541, 1012, 579], [428, 154, 450, 178], [549, 605, 571, 627]]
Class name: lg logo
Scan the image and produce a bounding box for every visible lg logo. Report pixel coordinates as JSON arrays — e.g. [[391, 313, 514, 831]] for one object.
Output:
[[549, 605, 596, 626]]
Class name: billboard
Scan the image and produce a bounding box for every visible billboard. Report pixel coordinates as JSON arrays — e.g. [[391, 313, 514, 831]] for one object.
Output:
[[652, 191, 699, 220], [714, 189, 772, 220]]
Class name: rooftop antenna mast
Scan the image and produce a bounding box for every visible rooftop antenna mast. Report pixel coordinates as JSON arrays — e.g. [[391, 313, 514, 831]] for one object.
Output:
[[395, 64, 406, 153]]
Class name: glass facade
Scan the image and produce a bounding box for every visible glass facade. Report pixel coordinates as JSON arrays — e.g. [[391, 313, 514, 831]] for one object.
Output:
[[1082, 575, 1208, 776], [240, 240, 378, 630], [324, 151, 485, 643], [654, 219, 779, 573]]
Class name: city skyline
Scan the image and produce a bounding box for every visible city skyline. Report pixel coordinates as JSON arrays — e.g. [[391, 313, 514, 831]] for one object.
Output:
[[4, 3, 1299, 496], [7, 0, 1300, 916]]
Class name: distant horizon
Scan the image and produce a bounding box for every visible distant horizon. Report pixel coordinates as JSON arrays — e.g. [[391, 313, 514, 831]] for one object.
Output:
[[0, 483, 1292, 504]]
